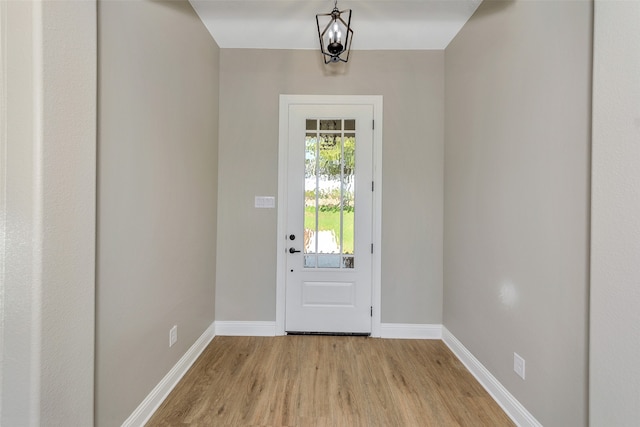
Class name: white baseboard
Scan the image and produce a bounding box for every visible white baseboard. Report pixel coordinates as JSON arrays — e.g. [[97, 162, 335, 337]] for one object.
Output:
[[121, 322, 216, 427], [442, 327, 542, 427], [215, 321, 277, 336], [380, 323, 442, 339]]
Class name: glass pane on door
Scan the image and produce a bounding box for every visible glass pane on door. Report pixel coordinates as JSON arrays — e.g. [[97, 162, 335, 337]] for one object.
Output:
[[304, 118, 356, 269]]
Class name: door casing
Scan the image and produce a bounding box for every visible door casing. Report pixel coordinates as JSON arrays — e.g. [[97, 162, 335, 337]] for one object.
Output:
[[276, 94, 383, 336]]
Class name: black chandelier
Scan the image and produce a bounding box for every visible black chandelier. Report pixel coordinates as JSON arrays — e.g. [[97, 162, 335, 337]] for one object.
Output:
[[316, 0, 353, 64]]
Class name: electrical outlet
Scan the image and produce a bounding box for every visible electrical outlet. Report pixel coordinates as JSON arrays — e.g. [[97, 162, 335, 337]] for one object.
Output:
[[169, 325, 178, 347], [514, 352, 525, 379]]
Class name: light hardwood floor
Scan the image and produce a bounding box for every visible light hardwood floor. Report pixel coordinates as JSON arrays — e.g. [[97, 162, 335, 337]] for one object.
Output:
[[146, 336, 514, 426]]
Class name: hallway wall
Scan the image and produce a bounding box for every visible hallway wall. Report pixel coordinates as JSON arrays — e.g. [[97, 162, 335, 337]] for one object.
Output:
[[1, 1, 96, 425], [590, 0, 640, 424], [444, 1, 592, 425], [96, 1, 220, 425]]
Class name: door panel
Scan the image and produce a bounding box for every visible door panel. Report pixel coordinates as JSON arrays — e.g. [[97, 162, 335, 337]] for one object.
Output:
[[285, 104, 373, 334], [302, 281, 355, 306]]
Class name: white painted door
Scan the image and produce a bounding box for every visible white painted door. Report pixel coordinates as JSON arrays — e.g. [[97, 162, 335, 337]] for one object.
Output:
[[285, 104, 373, 334]]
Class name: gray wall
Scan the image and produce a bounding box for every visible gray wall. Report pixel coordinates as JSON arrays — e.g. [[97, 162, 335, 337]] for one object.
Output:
[[1, 1, 96, 425], [444, 1, 591, 426], [96, 1, 219, 425], [216, 49, 444, 324], [591, 1, 640, 424]]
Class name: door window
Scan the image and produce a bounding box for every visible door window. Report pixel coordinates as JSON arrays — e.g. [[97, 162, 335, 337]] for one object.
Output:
[[303, 118, 356, 269]]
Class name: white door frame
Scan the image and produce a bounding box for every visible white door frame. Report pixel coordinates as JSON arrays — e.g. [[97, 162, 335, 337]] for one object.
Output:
[[276, 94, 383, 337]]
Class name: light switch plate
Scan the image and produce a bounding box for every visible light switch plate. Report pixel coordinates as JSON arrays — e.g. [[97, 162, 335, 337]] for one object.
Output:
[[255, 196, 275, 208]]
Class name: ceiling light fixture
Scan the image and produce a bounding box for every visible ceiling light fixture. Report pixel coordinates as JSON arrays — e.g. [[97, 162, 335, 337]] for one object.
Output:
[[316, 0, 353, 64]]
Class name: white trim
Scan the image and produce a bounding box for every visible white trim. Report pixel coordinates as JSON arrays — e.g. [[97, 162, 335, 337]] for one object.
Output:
[[370, 97, 383, 338], [31, 4, 44, 421], [121, 322, 216, 427], [276, 94, 383, 337], [0, 0, 7, 414], [442, 327, 542, 427], [275, 97, 288, 335], [215, 321, 277, 337], [380, 323, 442, 339]]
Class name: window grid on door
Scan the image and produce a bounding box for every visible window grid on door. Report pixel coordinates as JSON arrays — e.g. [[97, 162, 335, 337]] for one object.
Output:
[[303, 118, 356, 269]]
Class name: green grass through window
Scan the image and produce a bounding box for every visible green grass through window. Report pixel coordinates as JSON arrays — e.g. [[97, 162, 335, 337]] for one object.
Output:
[[305, 206, 354, 254]]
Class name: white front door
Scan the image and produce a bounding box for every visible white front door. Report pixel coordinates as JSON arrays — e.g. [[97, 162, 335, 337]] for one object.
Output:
[[284, 104, 374, 334]]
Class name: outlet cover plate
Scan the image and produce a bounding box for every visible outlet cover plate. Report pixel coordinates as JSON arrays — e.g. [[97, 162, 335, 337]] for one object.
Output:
[[169, 325, 178, 347], [514, 352, 525, 379]]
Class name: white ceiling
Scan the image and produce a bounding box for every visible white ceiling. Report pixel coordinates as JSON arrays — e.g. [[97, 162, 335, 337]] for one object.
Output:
[[189, 0, 483, 50]]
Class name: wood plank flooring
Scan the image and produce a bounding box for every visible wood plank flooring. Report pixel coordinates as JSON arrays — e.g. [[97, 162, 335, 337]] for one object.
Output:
[[146, 336, 514, 426]]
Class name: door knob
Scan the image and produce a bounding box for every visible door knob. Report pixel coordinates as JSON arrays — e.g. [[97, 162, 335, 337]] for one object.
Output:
[[289, 247, 301, 254]]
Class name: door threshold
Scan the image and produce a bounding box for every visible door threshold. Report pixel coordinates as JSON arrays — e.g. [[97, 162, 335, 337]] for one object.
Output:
[[286, 331, 371, 337]]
